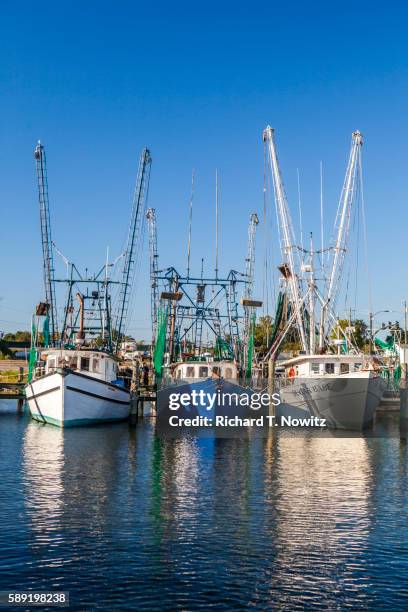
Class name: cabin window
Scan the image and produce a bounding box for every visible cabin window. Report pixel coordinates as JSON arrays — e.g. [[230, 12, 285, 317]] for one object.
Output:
[[199, 366, 208, 378], [92, 358, 100, 373], [311, 363, 320, 374], [325, 363, 335, 374], [48, 358, 56, 371], [225, 367, 233, 379], [186, 366, 195, 378], [177, 369, 181, 379], [340, 363, 350, 374], [212, 366, 220, 375], [68, 357, 77, 370], [354, 363, 362, 371], [80, 357, 90, 372]]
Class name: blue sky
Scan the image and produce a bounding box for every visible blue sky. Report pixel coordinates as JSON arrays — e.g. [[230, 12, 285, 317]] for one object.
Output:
[[1, 1, 408, 339]]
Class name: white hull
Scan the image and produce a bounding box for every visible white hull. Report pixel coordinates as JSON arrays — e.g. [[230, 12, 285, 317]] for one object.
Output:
[[277, 373, 385, 430], [25, 370, 130, 427]]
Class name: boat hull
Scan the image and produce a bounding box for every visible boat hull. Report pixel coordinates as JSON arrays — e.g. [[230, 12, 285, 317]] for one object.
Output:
[[25, 371, 130, 427], [157, 377, 257, 425], [277, 373, 385, 430]]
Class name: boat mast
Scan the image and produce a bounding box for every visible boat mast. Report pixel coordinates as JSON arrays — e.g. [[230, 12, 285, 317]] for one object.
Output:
[[34, 142, 58, 345], [308, 233, 316, 354], [114, 148, 152, 353], [146, 208, 159, 347], [319, 130, 363, 349], [263, 126, 308, 353], [186, 169, 195, 280], [242, 212, 259, 367]]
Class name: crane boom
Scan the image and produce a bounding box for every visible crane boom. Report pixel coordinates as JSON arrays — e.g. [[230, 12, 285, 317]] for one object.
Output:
[[146, 208, 159, 346], [263, 126, 308, 352], [114, 148, 152, 352], [34, 142, 58, 344], [319, 131, 363, 348], [326, 131, 363, 308]]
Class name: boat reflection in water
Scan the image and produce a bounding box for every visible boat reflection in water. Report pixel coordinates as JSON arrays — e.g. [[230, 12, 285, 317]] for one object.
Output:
[[16, 415, 407, 608], [22, 420, 131, 569], [147, 429, 381, 608]]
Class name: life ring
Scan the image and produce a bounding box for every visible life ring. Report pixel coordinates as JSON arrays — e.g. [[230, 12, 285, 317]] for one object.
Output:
[[288, 367, 296, 379]]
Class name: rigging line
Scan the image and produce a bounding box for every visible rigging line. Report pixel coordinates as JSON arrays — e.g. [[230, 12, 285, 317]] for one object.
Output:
[[265, 150, 275, 317], [187, 169, 195, 279], [320, 161, 324, 276], [263, 138, 268, 317], [262, 138, 277, 319], [358, 152, 373, 314], [353, 179, 360, 316], [215, 169, 219, 281], [344, 260, 352, 313], [296, 168, 304, 256], [268, 179, 276, 309]]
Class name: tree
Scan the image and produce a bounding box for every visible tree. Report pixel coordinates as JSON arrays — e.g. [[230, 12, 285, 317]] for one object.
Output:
[[3, 331, 31, 342], [331, 319, 368, 350], [254, 316, 273, 354], [0, 340, 12, 358]]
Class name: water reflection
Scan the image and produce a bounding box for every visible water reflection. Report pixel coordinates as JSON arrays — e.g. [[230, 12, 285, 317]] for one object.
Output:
[[22, 421, 131, 570], [0, 405, 405, 609]]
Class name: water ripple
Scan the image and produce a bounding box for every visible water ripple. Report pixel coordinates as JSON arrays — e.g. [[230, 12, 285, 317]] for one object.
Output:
[[0, 404, 408, 609]]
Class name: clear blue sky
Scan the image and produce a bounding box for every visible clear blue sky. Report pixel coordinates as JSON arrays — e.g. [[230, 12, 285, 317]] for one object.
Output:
[[1, 1, 408, 339]]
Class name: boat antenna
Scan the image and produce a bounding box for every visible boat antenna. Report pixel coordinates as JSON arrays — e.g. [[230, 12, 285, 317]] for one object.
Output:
[[296, 168, 304, 256], [105, 246, 110, 282], [320, 161, 324, 274], [215, 169, 219, 281], [186, 169, 195, 280]]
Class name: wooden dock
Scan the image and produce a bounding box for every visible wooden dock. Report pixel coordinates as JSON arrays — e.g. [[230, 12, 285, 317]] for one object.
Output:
[[0, 382, 26, 399], [0, 364, 27, 399], [130, 384, 157, 421]]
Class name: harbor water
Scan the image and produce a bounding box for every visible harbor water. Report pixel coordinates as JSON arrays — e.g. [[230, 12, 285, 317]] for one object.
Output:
[[1, 400, 408, 610]]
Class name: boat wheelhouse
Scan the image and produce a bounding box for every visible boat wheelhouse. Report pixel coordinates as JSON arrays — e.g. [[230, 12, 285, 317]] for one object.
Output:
[[39, 348, 120, 383], [280, 354, 381, 378], [172, 359, 238, 381]]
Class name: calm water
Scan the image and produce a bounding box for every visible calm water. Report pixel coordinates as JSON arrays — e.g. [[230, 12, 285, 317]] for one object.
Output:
[[1, 400, 408, 610]]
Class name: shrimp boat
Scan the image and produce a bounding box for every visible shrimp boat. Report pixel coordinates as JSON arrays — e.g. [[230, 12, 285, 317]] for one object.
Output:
[[25, 142, 152, 427], [263, 127, 385, 430], [157, 357, 255, 422], [276, 354, 385, 430], [26, 348, 130, 427], [151, 261, 261, 424]]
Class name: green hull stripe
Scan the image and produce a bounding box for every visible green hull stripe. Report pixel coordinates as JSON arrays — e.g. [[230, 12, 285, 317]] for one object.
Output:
[[30, 414, 128, 428]]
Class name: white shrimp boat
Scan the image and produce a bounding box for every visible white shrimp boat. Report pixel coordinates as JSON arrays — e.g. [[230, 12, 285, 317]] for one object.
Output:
[[262, 127, 386, 430], [25, 142, 152, 428], [26, 349, 130, 427], [276, 354, 385, 430]]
